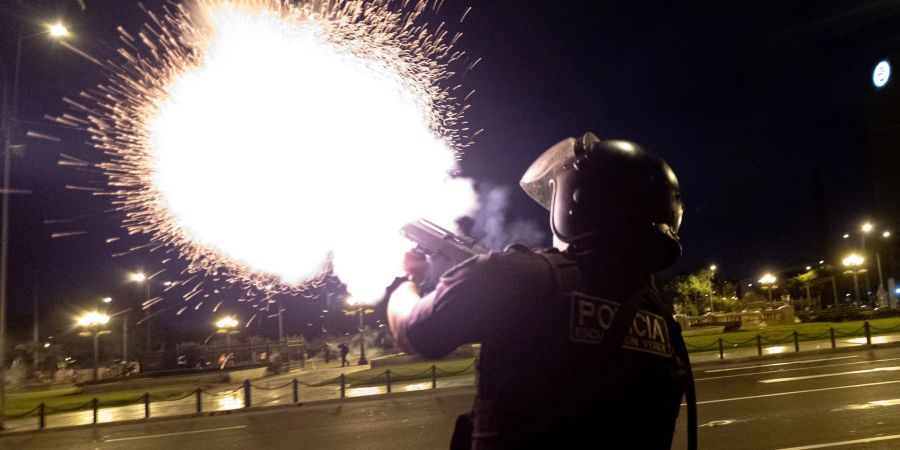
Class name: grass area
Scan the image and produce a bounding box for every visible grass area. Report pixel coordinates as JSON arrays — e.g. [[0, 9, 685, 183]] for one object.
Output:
[[5, 383, 203, 418], [683, 316, 900, 352], [344, 358, 476, 386]]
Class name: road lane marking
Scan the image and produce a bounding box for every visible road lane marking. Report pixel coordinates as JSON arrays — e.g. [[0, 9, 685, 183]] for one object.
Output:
[[832, 398, 900, 411], [703, 356, 858, 373], [776, 433, 900, 449], [103, 425, 247, 442], [682, 379, 900, 406], [697, 357, 900, 381], [758, 365, 900, 383]]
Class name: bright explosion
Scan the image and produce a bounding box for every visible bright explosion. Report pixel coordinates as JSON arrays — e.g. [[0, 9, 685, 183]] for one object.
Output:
[[80, 0, 476, 301]]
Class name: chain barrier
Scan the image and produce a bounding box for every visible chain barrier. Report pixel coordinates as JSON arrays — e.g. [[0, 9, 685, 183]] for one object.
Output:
[[683, 339, 721, 350], [796, 330, 832, 339], [760, 333, 795, 343], [869, 323, 900, 333], [43, 399, 96, 414], [390, 368, 433, 380], [832, 326, 866, 337], [435, 362, 476, 376], [297, 376, 341, 388], [250, 380, 294, 390], [721, 335, 760, 346], [5, 404, 42, 419]]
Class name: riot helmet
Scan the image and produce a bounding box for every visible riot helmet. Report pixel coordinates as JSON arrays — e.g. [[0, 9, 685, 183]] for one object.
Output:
[[520, 132, 683, 272]]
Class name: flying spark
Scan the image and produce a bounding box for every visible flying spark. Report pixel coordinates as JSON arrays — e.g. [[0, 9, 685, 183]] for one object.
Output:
[[69, 0, 476, 303]]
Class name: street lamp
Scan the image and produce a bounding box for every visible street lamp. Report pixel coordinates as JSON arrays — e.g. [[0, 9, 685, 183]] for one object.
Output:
[[758, 273, 777, 302], [0, 19, 71, 430], [842, 253, 866, 306], [346, 297, 370, 365], [215, 316, 239, 355], [48, 23, 69, 38], [76, 311, 111, 382], [128, 272, 152, 353], [708, 265, 717, 313]]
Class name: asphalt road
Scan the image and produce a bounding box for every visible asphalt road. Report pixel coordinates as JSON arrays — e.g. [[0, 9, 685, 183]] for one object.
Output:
[[673, 345, 900, 449], [5, 346, 900, 449]]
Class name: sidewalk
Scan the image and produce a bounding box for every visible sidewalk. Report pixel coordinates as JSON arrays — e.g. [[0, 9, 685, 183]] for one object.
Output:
[[1, 358, 474, 433]]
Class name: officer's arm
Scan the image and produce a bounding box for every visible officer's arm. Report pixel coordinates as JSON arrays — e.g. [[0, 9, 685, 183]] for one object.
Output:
[[388, 255, 498, 359]]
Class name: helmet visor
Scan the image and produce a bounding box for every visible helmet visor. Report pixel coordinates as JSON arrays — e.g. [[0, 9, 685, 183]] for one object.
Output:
[[519, 137, 576, 210]]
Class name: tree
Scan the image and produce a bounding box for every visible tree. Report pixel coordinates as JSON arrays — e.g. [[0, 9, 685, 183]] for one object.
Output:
[[664, 268, 714, 315]]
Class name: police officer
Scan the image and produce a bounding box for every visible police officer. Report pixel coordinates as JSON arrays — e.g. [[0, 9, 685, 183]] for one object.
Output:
[[388, 132, 696, 449]]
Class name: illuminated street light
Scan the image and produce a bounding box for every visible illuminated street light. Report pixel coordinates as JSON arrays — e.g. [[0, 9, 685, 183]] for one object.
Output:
[[76, 311, 111, 382], [215, 316, 240, 355], [842, 253, 867, 305], [758, 273, 777, 302], [102, 297, 112, 304], [884, 231, 891, 239], [48, 22, 69, 38], [128, 271, 153, 353], [129, 272, 147, 282], [862, 223, 874, 234]]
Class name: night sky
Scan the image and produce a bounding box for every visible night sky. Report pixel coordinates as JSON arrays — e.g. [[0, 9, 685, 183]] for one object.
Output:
[[1, 1, 897, 343]]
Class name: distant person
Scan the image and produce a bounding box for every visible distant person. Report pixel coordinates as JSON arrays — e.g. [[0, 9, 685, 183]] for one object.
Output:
[[339, 342, 351, 367], [388, 133, 697, 449]]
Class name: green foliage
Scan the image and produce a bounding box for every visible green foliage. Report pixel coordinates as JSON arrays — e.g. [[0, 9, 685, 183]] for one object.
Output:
[[664, 268, 740, 314]]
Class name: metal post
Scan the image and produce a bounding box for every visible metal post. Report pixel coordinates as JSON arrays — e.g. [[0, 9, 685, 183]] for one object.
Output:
[[431, 365, 437, 389], [793, 331, 799, 352], [92, 332, 99, 382], [38, 403, 45, 430], [852, 271, 861, 306], [277, 304, 284, 342], [122, 312, 129, 363], [357, 307, 368, 365], [195, 388, 202, 414], [292, 378, 299, 403], [831, 277, 839, 308], [339, 374, 346, 399], [145, 282, 151, 352], [830, 327, 836, 349], [143, 393, 150, 418], [756, 335, 762, 356], [865, 321, 872, 345], [243, 379, 251, 407], [386, 369, 392, 393], [717, 338, 724, 359], [0, 28, 23, 431], [92, 398, 98, 424]]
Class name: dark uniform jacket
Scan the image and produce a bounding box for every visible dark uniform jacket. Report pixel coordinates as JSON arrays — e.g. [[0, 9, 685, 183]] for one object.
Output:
[[390, 247, 689, 449]]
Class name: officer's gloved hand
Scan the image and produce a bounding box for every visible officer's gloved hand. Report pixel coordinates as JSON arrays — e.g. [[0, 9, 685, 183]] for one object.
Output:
[[402, 249, 430, 285]]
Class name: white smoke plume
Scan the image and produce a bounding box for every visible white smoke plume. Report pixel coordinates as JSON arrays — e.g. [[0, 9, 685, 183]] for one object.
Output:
[[466, 183, 547, 250]]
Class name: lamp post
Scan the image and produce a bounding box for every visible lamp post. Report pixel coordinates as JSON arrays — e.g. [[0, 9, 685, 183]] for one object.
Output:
[[347, 297, 369, 365], [215, 316, 239, 355], [0, 20, 70, 430], [708, 265, 717, 313], [758, 273, 777, 302], [77, 312, 111, 382], [861, 222, 874, 300], [842, 253, 866, 306], [129, 272, 152, 352]]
